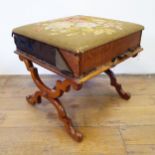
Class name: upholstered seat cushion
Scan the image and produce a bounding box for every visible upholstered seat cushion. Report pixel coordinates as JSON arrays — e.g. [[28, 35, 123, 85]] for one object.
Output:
[[13, 15, 144, 53]]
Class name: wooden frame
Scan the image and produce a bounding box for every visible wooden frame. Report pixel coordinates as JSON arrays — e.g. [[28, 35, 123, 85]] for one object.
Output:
[[13, 30, 142, 78]]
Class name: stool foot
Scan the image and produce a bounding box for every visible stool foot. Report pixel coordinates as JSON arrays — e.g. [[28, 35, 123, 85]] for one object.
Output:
[[105, 69, 131, 100], [26, 91, 42, 105]]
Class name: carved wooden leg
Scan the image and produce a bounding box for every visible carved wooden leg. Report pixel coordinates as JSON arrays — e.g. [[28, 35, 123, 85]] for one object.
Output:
[[47, 98, 83, 142], [105, 69, 131, 100], [19, 55, 83, 142]]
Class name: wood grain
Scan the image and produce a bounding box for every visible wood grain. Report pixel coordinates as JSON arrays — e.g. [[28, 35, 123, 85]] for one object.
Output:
[[0, 75, 155, 154], [80, 31, 142, 74]]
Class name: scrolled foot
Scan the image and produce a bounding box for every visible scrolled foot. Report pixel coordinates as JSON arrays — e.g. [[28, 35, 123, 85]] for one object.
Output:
[[68, 127, 83, 142], [115, 84, 131, 100], [26, 91, 42, 105], [123, 92, 131, 100], [63, 119, 83, 142], [105, 69, 131, 100]]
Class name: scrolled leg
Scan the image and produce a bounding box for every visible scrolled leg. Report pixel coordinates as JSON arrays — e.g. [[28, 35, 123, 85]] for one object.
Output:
[[19, 55, 83, 142], [105, 69, 131, 100], [47, 98, 83, 142]]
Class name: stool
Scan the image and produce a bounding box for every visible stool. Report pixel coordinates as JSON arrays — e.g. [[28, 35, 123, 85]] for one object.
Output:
[[12, 15, 144, 142]]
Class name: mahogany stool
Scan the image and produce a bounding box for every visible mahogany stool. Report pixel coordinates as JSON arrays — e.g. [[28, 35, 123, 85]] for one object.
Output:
[[12, 15, 144, 142]]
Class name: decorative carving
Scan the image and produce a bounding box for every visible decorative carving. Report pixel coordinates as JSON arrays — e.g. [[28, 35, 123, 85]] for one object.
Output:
[[19, 55, 83, 142], [105, 69, 131, 100], [18, 55, 131, 142]]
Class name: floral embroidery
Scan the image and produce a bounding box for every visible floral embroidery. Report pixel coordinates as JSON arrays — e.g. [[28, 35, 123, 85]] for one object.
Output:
[[35, 16, 124, 37], [13, 15, 144, 53]]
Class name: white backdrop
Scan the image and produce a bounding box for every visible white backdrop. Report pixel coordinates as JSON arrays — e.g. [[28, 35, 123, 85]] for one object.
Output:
[[0, 0, 154, 74]]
